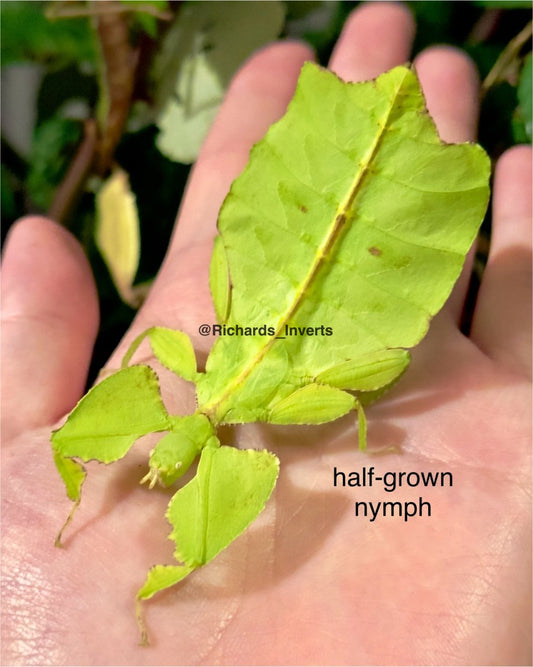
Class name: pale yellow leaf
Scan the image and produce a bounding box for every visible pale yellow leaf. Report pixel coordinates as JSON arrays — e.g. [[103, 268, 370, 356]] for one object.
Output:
[[154, 1, 285, 163], [96, 168, 141, 307]]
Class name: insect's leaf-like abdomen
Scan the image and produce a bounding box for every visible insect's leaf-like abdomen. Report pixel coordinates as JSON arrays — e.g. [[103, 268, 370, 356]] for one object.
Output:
[[198, 64, 490, 422]]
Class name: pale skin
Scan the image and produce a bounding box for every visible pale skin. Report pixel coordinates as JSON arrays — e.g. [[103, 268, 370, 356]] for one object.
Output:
[[1, 3, 531, 664]]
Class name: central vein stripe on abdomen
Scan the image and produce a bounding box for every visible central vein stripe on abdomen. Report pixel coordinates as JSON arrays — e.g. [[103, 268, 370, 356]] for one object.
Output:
[[201, 71, 408, 420]]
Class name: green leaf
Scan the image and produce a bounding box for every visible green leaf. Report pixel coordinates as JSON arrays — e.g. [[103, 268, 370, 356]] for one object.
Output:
[[52, 365, 170, 463], [153, 0, 285, 163], [518, 53, 532, 140], [120, 0, 170, 38], [0, 1, 96, 66], [167, 446, 279, 567], [196, 64, 491, 426], [27, 116, 83, 210], [95, 168, 141, 307]]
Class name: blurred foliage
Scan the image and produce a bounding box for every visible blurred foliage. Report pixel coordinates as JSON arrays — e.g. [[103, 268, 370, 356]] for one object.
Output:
[[154, 1, 285, 162], [27, 116, 83, 209], [517, 52, 532, 138], [1, 0, 96, 65], [1, 0, 531, 379]]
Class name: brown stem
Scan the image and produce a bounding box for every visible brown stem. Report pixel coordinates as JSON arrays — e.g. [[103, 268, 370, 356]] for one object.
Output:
[[46, 2, 172, 21], [95, 1, 137, 175], [48, 119, 97, 226], [467, 9, 503, 45], [482, 20, 533, 97]]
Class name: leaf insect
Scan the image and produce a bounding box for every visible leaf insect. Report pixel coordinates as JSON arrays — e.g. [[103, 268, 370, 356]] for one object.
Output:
[[51, 63, 491, 644]]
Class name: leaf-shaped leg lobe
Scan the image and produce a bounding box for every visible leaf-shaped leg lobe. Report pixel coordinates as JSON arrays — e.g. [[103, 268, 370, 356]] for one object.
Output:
[[122, 326, 198, 381], [268, 383, 356, 424], [267, 383, 369, 449], [136, 446, 279, 608], [316, 349, 410, 392], [312, 350, 409, 449], [51, 365, 170, 541], [136, 564, 195, 645], [52, 365, 171, 462], [52, 450, 86, 503], [137, 564, 195, 602], [52, 451, 87, 546], [168, 445, 280, 566]]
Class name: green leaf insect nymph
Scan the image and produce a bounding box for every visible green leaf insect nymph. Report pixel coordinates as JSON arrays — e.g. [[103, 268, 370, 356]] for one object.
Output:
[[51, 63, 490, 644]]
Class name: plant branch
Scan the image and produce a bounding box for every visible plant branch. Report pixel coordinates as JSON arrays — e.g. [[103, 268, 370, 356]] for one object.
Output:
[[48, 119, 97, 226], [46, 2, 172, 22], [482, 20, 533, 97]]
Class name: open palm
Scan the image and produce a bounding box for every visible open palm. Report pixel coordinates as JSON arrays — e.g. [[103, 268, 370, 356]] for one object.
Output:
[[2, 4, 531, 665]]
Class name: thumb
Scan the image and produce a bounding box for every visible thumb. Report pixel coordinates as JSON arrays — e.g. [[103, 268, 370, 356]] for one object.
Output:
[[1, 217, 99, 442]]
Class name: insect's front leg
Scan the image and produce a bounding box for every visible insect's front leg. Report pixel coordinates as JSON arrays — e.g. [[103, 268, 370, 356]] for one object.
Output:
[[51, 365, 172, 543]]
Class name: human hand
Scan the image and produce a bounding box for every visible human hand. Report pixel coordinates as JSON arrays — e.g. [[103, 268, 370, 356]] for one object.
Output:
[[2, 3, 531, 664]]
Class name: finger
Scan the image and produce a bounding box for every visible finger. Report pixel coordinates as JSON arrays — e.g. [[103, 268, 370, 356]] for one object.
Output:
[[329, 2, 415, 81], [169, 41, 314, 253], [414, 47, 481, 323], [1, 217, 99, 442], [470, 145, 532, 377], [415, 47, 480, 144]]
